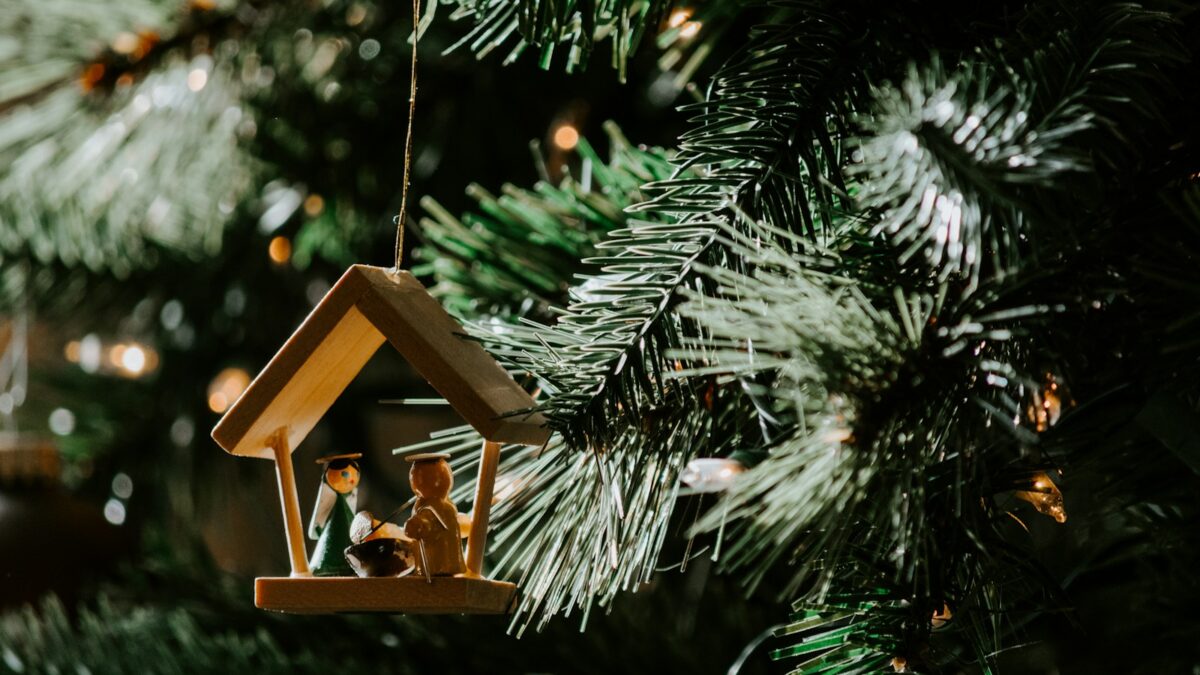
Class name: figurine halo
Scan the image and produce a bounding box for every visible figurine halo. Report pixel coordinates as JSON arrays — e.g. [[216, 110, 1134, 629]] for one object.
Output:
[[316, 452, 363, 464], [404, 452, 451, 463]]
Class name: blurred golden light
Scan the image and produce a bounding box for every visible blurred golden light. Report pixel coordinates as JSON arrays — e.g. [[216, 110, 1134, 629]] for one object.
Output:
[[1015, 471, 1067, 524], [207, 367, 251, 414], [79, 63, 106, 92], [303, 193, 325, 217], [667, 8, 691, 28], [346, 3, 368, 26], [679, 20, 702, 39], [268, 236, 292, 264], [64, 341, 81, 363], [112, 32, 140, 55], [187, 68, 208, 92], [680, 457, 745, 493], [121, 345, 147, 374], [931, 603, 953, 628], [208, 392, 228, 413], [108, 341, 158, 378], [553, 124, 580, 151], [1026, 373, 1066, 432]]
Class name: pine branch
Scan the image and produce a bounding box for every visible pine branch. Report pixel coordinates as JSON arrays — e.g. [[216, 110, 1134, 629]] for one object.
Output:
[[397, 115, 725, 628], [671, 218, 1075, 666], [0, 0, 259, 275], [633, 1, 870, 240], [0, 0, 180, 114], [402, 204, 724, 628], [854, 2, 1186, 288], [852, 59, 1088, 288], [0, 56, 257, 274], [1007, 1, 1186, 171], [438, 0, 738, 80], [413, 123, 676, 321], [0, 596, 352, 675], [402, 122, 801, 632]]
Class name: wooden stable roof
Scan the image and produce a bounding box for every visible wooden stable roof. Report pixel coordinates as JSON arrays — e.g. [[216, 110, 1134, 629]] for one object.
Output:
[[212, 265, 548, 459]]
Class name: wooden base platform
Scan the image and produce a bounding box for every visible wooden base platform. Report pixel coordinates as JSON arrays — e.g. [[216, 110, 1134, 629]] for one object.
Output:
[[254, 575, 517, 614]]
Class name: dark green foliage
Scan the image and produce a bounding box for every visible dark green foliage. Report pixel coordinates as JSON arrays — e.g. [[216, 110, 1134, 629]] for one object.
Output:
[[771, 590, 905, 674], [414, 0, 1198, 671], [1, 0, 1199, 671], [0, 597, 348, 675]]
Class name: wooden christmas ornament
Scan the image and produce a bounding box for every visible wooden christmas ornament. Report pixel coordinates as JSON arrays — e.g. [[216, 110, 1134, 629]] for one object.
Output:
[[210, 264, 549, 614]]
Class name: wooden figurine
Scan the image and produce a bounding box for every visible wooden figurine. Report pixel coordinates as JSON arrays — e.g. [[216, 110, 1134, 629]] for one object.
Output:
[[307, 453, 361, 576], [209, 265, 550, 614], [403, 453, 467, 578]]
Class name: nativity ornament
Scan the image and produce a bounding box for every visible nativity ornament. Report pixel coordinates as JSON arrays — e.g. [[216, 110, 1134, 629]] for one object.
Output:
[[210, 264, 548, 614]]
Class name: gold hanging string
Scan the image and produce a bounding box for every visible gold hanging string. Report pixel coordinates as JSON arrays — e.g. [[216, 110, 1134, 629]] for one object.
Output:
[[393, 0, 420, 271]]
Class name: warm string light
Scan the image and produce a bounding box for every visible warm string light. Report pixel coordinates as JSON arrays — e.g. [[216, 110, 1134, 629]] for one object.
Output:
[[1027, 373, 1068, 432], [303, 193, 325, 217], [552, 124, 580, 151], [66, 336, 158, 378], [207, 367, 251, 414], [666, 7, 702, 39], [186, 67, 208, 92], [268, 235, 292, 264], [111, 343, 147, 374], [79, 31, 160, 93], [680, 457, 745, 493], [931, 603, 953, 628], [1015, 471, 1067, 523]]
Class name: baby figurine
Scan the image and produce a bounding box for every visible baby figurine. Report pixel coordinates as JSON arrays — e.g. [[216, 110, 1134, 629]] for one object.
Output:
[[350, 511, 407, 544], [403, 453, 469, 577]]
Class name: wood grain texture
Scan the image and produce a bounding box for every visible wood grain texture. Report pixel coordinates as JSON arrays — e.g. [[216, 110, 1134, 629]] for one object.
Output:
[[464, 440, 501, 577], [269, 430, 311, 576], [212, 265, 549, 459], [254, 576, 517, 614]]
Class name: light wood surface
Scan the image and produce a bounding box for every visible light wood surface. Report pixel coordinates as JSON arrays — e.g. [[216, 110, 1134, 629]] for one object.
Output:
[[212, 265, 548, 460], [464, 440, 501, 577], [254, 575, 517, 614], [269, 429, 311, 576]]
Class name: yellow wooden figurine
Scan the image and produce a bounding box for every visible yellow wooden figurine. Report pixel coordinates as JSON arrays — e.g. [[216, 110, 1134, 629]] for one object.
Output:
[[403, 453, 468, 577]]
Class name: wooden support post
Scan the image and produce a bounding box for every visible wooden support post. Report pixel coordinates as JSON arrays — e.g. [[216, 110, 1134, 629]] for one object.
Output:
[[464, 440, 501, 578], [268, 428, 311, 577]]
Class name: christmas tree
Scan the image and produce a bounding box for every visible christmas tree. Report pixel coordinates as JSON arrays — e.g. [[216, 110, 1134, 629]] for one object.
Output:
[[1, 0, 1199, 672]]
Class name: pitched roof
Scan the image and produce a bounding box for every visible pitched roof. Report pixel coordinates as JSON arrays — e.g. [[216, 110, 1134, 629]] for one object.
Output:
[[211, 265, 548, 459]]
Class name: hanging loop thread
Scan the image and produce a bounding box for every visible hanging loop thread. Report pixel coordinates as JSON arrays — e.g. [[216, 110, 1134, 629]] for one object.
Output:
[[393, 0, 420, 271]]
